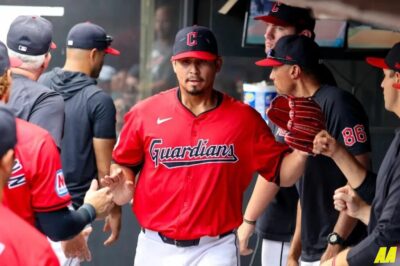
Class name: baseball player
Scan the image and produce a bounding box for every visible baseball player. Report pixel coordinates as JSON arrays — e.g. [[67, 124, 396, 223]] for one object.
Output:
[[317, 42, 400, 266], [0, 40, 114, 264], [241, 35, 372, 266], [0, 105, 60, 266], [101, 25, 314, 266], [39, 22, 120, 264], [6, 15, 64, 148], [238, 3, 337, 266]]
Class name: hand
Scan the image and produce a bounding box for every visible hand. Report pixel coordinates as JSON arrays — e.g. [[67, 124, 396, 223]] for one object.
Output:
[[102, 167, 135, 205], [61, 227, 92, 262], [103, 205, 122, 246], [83, 179, 114, 219], [333, 185, 366, 220], [313, 130, 340, 157], [320, 244, 343, 263], [237, 221, 255, 256], [286, 256, 299, 266]]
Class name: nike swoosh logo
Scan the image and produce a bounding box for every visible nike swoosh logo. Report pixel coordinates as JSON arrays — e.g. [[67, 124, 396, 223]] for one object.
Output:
[[157, 117, 172, 125]]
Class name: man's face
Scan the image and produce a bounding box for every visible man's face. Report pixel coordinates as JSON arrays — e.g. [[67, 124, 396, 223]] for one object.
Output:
[[264, 22, 296, 54], [269, 64, 296, 96], [381, 69, 400, 112], [172, 57, 221, 96], [155, 6, 173, 40]]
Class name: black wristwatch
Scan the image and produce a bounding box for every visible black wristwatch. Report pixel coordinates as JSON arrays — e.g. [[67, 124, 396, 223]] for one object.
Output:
[[327, 232, 345, 245]]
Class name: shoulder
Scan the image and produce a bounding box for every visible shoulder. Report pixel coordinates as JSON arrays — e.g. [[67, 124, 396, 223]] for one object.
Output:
[[221, 92, 263, 119], [132, 88, 177, 112], [314, 85, 363, 109], [16, 119, 52, 146]]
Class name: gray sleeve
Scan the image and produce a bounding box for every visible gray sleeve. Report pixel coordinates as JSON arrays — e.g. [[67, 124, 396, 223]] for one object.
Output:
[[347, 171, 400, 265], [29, 92, 64, 148]]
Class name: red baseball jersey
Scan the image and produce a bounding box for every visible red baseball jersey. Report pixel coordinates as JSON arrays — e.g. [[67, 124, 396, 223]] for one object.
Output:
[[113, 89, 289, 239], [0, 204, 59, 266], [2, 119, 71, 225]]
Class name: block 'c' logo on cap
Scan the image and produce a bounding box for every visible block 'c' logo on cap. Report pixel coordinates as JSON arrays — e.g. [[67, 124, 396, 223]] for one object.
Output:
[[186, 32, 198, 46], [271, 2, 281, 13]]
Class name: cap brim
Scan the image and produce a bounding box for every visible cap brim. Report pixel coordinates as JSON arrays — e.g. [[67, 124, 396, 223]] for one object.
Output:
[[9, 57, 22, 68], [171, 51, 217, 61], [50, 42, 57, 50], [105, 47, 120, 56], [254, 15, 291, 27], [255, 58, 284, 67], [366, 57, 388, 69]]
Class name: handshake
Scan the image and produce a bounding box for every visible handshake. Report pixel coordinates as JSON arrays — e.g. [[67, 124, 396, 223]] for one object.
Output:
[[267, 95, 325, 154]]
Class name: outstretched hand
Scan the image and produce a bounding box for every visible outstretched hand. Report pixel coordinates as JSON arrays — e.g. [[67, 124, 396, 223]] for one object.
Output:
[[102, 166, 135, 205]]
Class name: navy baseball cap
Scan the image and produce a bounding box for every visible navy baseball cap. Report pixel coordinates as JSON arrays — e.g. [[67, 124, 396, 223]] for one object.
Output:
[[0, 104, 17, 158], [366, 42, 400, 72], [254, 2, 315, 32], [7, 16, 56, 56], [171, 25, 218, 61], [67, 22, 120, 56], [0, 41, 22, 75], [256, 35, 320, 68]]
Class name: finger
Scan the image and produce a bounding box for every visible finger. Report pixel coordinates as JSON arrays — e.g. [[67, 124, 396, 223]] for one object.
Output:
[[334, 185, 350, 195], [88, 179, 99, 192], [104, 233, 118, 246], [103, 219, 110, 232]]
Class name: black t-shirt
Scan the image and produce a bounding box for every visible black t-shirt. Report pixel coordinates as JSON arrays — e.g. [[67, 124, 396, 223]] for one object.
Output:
[[300, 85, 371, 262], [348, 129, 400, 265], [39, 69, 116, 208]]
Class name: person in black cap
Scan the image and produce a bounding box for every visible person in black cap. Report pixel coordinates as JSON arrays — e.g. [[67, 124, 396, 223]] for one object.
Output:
[[239, 3, 336, 266], [100, 25, 311, 266], [0, 39, 114, 265], [39, 21, 120, 264], [241, 35, 372, 266], [315, 42, 400, 266], [0, 104, 60, 266], [6, 15, 64, 149]]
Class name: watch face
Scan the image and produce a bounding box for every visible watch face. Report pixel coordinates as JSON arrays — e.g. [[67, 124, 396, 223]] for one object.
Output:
[[330, 234, 338, 243]]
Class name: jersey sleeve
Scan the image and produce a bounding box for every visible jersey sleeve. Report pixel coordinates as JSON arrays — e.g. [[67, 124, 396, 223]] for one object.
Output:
[[347, 171, 400, 265], [88, 92, 116, 139], [113, 107, 144, 167], [29, 92, 65, 148], [30, 133, 71, 212], [251, 113, 290, 183], [327, 91, 371, 155]]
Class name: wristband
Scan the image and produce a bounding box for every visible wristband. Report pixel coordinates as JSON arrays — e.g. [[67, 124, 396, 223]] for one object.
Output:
[[243, 218, 256, 225]]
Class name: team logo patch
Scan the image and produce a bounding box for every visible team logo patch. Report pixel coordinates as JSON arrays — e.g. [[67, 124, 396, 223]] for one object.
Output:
[[8, 159, 26, 189], [55, 170, 69, 197], [149, 139, 239, 169]]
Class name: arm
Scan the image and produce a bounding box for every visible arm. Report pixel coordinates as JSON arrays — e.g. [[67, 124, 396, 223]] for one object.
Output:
[[36, 179, 113, 241], [93, 138, 115, 182], [321, 249, 350, 266], [287, 201, 302, 266], [279, 150, 309, 187], [238, 175, 279, 255], [321, 153, 370, 262]]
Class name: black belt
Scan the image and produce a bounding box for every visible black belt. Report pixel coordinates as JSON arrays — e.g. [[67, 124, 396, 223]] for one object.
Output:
[[142, 228, 234, 247]]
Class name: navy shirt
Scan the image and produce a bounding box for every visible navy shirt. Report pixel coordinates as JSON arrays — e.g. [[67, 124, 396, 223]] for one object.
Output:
[[299, 85, 372, 262], [39, 68, 116, 208], [8, 73, 64, 148], [348, 129, 400, 265]]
